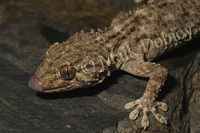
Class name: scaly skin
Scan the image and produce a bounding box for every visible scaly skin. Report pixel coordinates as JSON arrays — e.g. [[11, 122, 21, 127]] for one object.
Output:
[[30, 0, 200, 130]]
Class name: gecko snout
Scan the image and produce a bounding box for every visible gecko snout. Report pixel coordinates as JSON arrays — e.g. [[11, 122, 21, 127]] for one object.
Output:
[[28, 75, 43, 92]]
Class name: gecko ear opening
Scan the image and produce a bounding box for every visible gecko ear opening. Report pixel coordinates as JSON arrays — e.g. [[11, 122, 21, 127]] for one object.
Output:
[[59, 65, 76, 80]]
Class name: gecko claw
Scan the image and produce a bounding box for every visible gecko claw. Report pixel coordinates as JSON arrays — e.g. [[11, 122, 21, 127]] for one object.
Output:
[[125, 98, 168, 129]]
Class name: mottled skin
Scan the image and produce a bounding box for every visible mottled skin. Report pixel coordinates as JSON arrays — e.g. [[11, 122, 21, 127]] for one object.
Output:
[[32, 0, 200, 130]]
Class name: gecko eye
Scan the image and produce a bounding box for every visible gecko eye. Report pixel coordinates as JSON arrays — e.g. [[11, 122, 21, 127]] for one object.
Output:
[[59, 65, 76, 80]]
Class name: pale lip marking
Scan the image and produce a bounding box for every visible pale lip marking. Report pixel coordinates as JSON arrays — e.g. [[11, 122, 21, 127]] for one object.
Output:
[[28, 75, 43, 92]]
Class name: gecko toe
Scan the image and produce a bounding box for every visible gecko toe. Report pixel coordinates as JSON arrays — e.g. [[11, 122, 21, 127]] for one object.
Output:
[[129, 104, 143, 120], [124, 98, 141, 109], [141, 108, 149, 130], [156, 102, 168, 111], [151, 107, 167, 125]]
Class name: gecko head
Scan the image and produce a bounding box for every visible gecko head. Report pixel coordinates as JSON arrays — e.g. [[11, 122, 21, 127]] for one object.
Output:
[[28, 32, 109, 93]]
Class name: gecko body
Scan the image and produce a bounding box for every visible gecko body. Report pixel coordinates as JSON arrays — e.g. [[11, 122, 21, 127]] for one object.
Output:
[[28, 0, 200, 130]]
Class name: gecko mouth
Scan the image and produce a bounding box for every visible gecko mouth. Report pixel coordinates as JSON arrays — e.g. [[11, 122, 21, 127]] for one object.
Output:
[[28, 75, 75, 93], [28, 75, 43, 92]]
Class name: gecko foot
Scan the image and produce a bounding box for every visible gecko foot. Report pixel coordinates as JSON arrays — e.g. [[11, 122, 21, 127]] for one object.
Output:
[[124, 98, 168, 130]]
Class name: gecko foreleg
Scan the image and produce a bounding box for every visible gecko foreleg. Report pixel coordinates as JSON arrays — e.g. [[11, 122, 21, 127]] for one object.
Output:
[[120, 59, 168, 130]]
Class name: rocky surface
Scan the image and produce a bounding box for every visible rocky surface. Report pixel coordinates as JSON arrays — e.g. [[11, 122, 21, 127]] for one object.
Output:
[[0, 0, 199, 133]]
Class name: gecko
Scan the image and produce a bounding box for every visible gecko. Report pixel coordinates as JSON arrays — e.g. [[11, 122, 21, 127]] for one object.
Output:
[[28, 0, 200, 130]]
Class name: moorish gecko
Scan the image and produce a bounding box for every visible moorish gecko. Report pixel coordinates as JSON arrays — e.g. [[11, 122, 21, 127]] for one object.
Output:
[[28, 0, 200, 130]]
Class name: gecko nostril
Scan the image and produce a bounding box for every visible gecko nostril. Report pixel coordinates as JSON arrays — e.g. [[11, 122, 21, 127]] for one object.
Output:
[[28, 75, 43, 92]]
